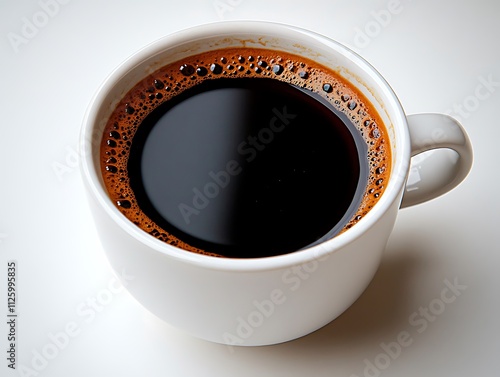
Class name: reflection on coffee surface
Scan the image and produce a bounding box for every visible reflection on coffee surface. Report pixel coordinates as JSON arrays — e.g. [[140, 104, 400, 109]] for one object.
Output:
[[100, 48, 391, 258]]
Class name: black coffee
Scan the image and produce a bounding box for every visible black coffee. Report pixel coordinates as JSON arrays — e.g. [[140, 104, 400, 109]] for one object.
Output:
[[126, 77, 367, 258], [100, 48, 391, 258]]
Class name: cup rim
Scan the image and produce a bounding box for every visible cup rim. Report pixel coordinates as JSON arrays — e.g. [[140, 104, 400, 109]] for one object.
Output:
[[80, 20, 410, 272]]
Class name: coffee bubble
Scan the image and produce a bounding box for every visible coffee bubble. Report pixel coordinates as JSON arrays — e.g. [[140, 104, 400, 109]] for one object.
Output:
[[322, 83, 333, 93], [196, 67, 208, 76], [298, 70, 308, 79], [272, 64, 284, 75], [109, 131, 120, 139], [210, 63, 222, 74], [179, 64, 195, 76], [105, 165, 117, 173], [154, 79, 164, 89], [116, 200, 131, 208]]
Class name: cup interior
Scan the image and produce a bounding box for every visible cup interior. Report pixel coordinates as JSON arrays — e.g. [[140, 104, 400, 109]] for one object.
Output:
[[81, 21, 410, 268]]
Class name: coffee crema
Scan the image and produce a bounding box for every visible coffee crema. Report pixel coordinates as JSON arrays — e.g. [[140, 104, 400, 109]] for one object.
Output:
[[100, 47, 391, 258]]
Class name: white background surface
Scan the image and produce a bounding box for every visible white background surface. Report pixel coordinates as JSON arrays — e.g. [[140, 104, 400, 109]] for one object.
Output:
[[1, 0, 499, 376]]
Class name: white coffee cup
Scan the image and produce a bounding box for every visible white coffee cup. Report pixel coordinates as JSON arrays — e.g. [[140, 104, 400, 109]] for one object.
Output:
[[80, 21, 473, 346]]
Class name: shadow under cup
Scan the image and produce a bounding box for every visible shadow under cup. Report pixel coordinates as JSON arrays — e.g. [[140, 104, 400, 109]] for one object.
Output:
[[81, 21, 410, 346]]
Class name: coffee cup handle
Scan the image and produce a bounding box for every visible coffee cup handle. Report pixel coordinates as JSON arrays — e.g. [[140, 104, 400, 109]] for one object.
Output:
[[400, 113, 473, 208]]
